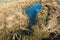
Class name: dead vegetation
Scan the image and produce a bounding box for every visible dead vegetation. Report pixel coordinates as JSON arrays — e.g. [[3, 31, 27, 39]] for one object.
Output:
[[0, 0, 60, 40]]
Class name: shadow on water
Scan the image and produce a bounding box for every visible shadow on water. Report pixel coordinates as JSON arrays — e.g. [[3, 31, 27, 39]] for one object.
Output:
[[25, 3, 42, 27]]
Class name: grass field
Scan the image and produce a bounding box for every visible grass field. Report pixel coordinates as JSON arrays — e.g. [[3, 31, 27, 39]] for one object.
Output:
[[0, 0, 60, 40]]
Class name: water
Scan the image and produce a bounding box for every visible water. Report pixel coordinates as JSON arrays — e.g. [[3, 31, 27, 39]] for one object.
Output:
[[25, 3, 42, 27]]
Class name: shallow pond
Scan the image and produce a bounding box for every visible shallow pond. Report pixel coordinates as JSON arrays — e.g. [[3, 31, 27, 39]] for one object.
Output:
[[25, 3, 42, 27]]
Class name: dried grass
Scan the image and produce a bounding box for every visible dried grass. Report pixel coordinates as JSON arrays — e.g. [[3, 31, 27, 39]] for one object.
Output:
[[0, 0, 60, 40]]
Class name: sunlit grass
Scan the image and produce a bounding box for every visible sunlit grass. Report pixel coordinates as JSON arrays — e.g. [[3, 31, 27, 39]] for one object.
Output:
[[0, 0, 60, 40]]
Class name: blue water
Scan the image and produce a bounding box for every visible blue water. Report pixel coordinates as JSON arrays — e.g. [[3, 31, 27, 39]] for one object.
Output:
[[25, 3, 42, 27]]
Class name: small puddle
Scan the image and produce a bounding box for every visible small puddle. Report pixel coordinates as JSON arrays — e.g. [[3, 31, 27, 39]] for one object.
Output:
[[24, 3, 42, 27]]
